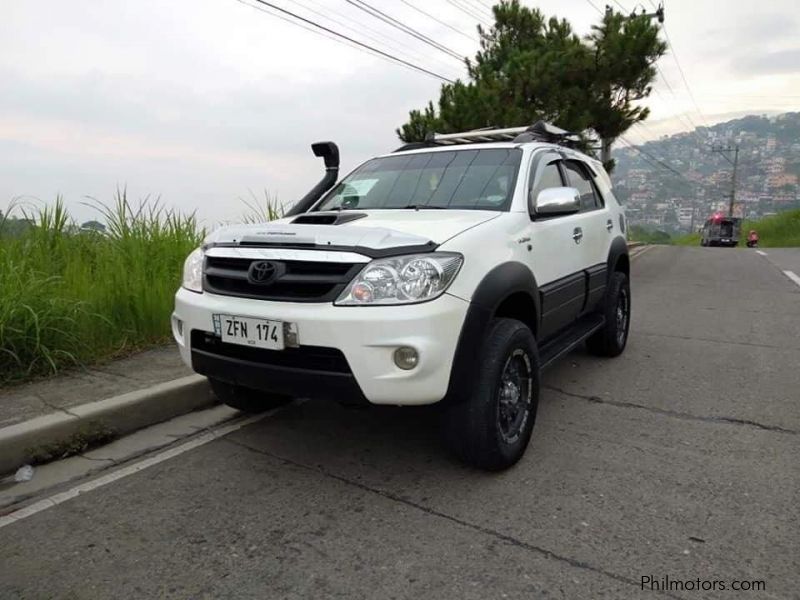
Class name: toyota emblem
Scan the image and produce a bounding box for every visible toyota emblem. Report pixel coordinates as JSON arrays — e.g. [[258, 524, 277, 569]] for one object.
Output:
[[248, 260, 284, 285]]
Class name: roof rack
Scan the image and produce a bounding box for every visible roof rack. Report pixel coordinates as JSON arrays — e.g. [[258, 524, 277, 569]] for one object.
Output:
[[393, 121, 582, 152]]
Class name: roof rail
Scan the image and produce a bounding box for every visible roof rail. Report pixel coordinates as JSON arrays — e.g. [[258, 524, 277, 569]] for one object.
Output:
[[393, 121, 581, 152]]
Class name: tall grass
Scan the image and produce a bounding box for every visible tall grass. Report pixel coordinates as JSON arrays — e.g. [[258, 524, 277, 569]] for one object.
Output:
[[239, 189, 285, 223], [741, 209, 800, 247], [0, 191, 204, 384]]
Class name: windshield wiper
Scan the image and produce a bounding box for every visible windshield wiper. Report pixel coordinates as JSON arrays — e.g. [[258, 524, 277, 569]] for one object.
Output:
[[402, 204, 446, 210]]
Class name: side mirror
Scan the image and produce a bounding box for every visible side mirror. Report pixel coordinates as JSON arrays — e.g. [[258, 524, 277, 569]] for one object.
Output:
[[535, 187, 580, 216]]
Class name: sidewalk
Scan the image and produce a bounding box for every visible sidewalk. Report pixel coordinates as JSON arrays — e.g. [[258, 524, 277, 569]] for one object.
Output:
[[0, 346, 192, 429]]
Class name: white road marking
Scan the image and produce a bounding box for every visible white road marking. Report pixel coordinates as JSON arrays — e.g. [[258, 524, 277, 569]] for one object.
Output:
[[756, 250, 767, 256], [630, 245, 654, 260], [783, 270, 800, 289], [0, 412, 270, 529]]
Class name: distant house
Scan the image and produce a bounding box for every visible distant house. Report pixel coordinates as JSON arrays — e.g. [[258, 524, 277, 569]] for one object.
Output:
[[80, 220, 107, 233]]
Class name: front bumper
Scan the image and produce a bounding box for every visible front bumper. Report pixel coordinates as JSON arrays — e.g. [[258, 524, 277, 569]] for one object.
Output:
[[172, 288, 469, 405]]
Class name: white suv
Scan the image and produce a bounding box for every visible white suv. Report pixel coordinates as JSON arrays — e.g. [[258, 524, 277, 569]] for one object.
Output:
[[173, 122, 631, 470]]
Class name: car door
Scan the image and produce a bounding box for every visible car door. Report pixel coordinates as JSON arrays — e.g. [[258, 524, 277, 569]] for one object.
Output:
[[561, 159, 612, 314], [526, 152, 588, 341]]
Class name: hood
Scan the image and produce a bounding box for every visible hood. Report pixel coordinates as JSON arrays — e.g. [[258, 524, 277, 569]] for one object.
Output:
[[204, 210, 500, 250]]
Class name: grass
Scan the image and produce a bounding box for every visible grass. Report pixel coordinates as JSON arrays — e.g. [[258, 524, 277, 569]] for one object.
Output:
[[0, 191, 204, 384], [673, 232, 700, 246], [1, 189, 286, 385], [627, 225, 674, 245], [672, 209, 800, 247]]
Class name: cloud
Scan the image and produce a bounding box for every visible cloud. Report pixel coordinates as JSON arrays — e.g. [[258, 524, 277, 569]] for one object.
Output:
[[2, 0, 799, 224], [0, 58, 444, 222], [734, 49, 800, 76]]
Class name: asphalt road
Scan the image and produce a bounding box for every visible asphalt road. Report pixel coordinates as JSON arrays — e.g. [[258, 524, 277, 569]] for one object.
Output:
[[2, 246, 799, 600]]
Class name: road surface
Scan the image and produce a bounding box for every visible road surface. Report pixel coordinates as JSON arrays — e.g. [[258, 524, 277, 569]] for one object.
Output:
[[2, 246, 798, 599]]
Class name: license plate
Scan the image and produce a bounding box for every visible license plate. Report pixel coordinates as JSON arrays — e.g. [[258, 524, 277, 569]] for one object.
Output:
[[214, 314, 284, 350]]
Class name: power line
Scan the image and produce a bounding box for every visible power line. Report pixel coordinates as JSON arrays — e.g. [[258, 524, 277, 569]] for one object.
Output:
[[619, 136, 688, 180], [462, 0, 494, 19], [290, 0, 462, 77], [662, 26, 708, 127], [344, 0, 465, 62], [654, 64, 701, 130], [619, 137, 726, 205], [585, 0, 604, 14], [610, 0, 630, 13], [444, 0, 492, 27], [399, 0, 478, 41], [608, 0, 704, 139], [236, 0, 455, 82]]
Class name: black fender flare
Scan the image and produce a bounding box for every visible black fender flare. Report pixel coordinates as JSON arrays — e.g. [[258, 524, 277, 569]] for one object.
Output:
[[606, 236, 629, 281], [445, 262, 539, 404]]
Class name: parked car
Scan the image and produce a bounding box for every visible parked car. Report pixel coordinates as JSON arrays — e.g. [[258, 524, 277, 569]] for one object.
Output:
[[172, 121, 631, 470], [700, 214, 741, 247]]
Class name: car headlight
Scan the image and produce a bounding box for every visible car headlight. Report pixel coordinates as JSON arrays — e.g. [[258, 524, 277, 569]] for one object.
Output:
[[335, 253, 462, 306], [182, 247, 205, 293]]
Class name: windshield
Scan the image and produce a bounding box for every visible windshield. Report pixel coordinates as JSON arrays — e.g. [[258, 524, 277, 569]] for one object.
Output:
[[316, 148, 522, 211]]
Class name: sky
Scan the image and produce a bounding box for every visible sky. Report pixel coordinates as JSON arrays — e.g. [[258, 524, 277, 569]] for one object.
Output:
[[1, 0, 798, 225]]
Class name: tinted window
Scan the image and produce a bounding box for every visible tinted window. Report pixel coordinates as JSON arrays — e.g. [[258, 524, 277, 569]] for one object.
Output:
[[563, 161, 600, 212], [316, 149, 522, 212], [531, 160, 563, 198]]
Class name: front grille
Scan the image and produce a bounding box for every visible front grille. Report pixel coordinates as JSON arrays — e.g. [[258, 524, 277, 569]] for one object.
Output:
[[191, 330, 352, 374], [204, 256, 361, 302]]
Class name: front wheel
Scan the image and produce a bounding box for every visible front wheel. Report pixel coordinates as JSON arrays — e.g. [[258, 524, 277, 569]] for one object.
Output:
[[209, 378, 293, 413], [586, 271, 631, 357], [442, 318, 540, 471]]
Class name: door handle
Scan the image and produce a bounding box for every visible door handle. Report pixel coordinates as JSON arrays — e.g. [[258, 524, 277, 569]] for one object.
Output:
[[572, 227, 583, 243], [606, 219, 614, 231]]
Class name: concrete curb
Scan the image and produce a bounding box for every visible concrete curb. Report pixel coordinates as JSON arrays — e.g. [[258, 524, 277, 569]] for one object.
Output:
[[0, 375, 215, 475]]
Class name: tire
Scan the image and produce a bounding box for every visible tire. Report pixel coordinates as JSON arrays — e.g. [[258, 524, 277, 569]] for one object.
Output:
[[586, 271, 631, 358], [209, 378, 292, 413], [442, 318, 540, 471]]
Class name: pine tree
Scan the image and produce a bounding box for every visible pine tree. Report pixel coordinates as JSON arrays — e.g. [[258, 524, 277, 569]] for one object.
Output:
[[396, 1, 666, 172]]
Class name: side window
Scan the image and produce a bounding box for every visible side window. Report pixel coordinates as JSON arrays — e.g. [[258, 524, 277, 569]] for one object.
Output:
[[563, 160, 600, 212], [528, 158, 564, 215]]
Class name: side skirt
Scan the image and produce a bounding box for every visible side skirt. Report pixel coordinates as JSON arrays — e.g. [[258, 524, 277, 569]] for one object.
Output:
[[539, 313, 605, 369]]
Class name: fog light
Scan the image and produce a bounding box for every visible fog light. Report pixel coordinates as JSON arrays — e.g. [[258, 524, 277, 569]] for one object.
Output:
[[393, 346, 418, 370], [171, 315, 184, 345]]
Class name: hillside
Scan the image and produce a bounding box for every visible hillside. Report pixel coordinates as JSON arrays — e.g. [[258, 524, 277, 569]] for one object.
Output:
[[612, 112, 800, 234]]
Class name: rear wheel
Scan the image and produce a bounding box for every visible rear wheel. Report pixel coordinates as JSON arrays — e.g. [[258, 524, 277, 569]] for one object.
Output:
[[209, 378, 292, 413], [586, 271, 631, 357], [442, 318, 539, 471]]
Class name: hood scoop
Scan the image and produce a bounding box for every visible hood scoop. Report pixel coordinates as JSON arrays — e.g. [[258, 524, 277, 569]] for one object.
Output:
[[291, 212, 368, 225]]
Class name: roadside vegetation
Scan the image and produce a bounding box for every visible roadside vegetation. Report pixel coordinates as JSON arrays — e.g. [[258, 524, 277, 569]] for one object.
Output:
[[0, 192, 204, 384], [627, 225, 674, 245], [673, 209, 800, 247], [672, 232, 699, 246], [739, 209, 800, 247]]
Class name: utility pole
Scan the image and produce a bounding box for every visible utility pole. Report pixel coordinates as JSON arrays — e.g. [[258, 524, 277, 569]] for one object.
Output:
[[601, 3, 664, 166], [605, 3, 664, 22], [712, 144, 740, 217]]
